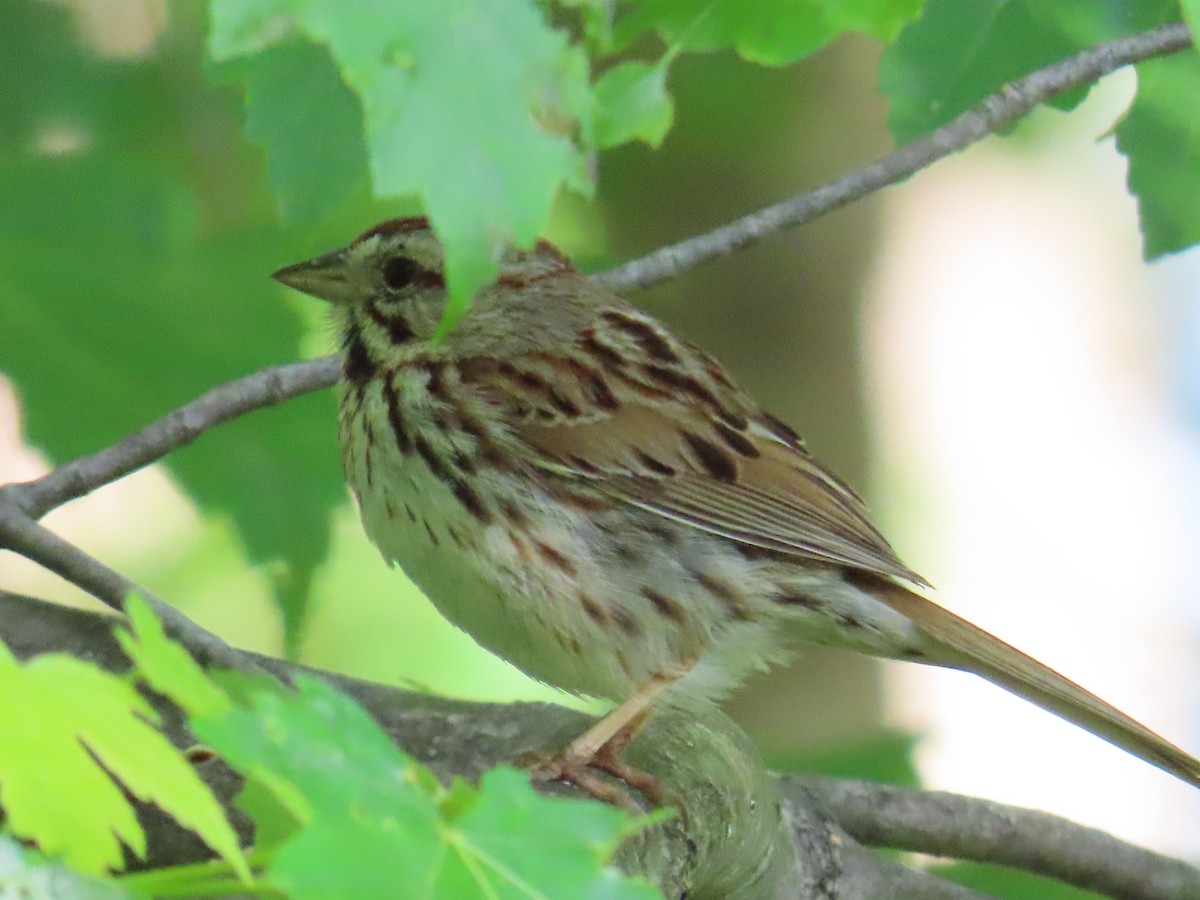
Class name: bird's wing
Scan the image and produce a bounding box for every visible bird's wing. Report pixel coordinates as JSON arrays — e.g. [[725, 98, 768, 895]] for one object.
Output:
[[456, 308, 926, 585]]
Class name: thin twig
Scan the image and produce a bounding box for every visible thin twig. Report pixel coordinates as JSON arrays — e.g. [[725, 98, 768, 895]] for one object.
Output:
[[598, 21, 1194, 291], [0, 500, 266, 675], [9, 357, 341, 520], [784, 775, 1200, 900]]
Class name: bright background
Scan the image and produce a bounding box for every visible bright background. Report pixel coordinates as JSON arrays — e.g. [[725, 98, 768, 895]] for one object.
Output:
[[2, 1, 1199, 881]]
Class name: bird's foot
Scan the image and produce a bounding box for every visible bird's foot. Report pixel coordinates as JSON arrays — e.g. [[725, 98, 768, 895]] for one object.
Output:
[[519, 744, 667, 813]]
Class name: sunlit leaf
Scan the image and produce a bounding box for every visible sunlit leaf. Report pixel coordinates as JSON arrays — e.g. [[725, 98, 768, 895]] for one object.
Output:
[[1117, 52, 1200, 259], [0, 642, 244, 877]]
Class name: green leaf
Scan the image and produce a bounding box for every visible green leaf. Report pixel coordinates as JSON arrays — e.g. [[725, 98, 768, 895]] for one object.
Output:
[[210, 0, 591, 330], [211, 40, 370, 223], [0, 837, 135, 900], [1117, 52, 1200, 259], [881, 0, 1180, 144], [0, 0, 344, 651], [1186, 0, 1200, 42], [594, 61, 674, 148], [236, 776, 305, 850], [616, 0, 923, 65], [116, 595, 231, 719], [434, 768, 660, 899], [207, 0, 295, 60], [189, 675, 654, 898], [0, 642, 245, 877]]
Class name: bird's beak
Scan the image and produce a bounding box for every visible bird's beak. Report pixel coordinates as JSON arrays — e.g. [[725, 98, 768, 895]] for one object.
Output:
[[271, 250, 355, 304]]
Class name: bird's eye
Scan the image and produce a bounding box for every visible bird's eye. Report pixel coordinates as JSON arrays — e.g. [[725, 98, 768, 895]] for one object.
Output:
[[382, 256, 421, 290]]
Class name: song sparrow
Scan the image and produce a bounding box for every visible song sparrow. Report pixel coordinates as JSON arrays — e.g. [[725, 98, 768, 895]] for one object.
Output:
[[274, 217, 1200, 803]]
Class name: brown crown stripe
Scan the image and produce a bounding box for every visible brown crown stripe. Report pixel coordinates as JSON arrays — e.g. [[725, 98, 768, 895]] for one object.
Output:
[[495, 261, 572, 290], [715, 421, 761, 458], [384, 380, 412, 453], [451, 478, 492, 523], [355, 216, 431, 245], [533, 238, 574, 268], [533, 540, 579, 577], [640, 587, 685, 623], [681, 430, 738, 482], [599, 310, 681, 363]]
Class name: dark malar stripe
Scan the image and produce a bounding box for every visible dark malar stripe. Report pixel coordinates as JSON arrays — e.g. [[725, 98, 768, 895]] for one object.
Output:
[[342, 326, 374, 386], [384, 377, 412, 452], [366, 300, 416, 345]]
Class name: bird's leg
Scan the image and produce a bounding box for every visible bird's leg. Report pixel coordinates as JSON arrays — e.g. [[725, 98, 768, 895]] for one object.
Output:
[[525, 668, 686, 809]]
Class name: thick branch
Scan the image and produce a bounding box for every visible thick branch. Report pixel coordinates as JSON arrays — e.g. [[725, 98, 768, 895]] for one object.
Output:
[[4, 590, 1197, 900], [788, 776, 1200, 900], [598, 22, 1193, 291]]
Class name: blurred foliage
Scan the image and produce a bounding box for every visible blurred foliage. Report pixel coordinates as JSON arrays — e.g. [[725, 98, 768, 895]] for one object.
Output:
[[765, 728, 922, 788], [2, 0, 1198, 894], [883, 0, 1200, 256], [0, 599, 658, 898], [1117, 51, 1200, 256], [933, 861, 1105, 899]]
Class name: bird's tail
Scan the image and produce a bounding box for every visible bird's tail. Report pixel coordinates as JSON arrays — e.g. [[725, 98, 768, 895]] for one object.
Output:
[[870, 577, 1200, 790]]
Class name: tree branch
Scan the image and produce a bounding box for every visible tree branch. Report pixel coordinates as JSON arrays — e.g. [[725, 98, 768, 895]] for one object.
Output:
[[787, 775, 1200, 900], [0, 501, 265, 676], [2, 22, 1196, 896], [4, 25, 1186, 539], [7, 590, 1194, 900], [7, 357, 341, 521], [597, 21, 1194, 291]]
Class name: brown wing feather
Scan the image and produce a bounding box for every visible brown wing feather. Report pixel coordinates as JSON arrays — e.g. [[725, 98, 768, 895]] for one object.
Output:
[[456, 308, 926, 586]]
